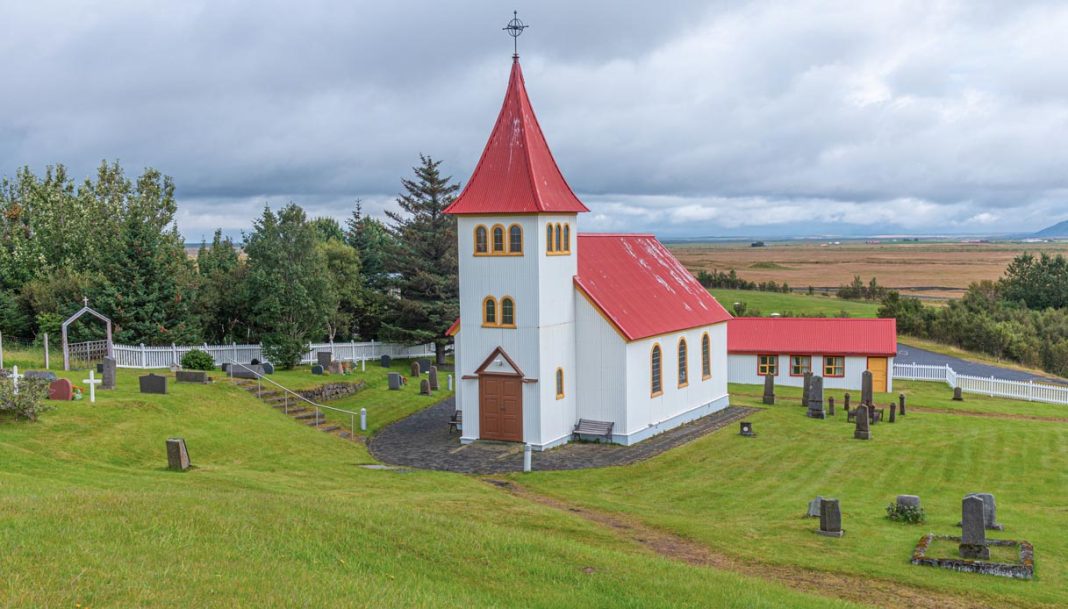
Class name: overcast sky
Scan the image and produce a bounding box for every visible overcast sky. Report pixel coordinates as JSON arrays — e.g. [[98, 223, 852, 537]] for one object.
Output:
[[3, 0, 1068, 240]]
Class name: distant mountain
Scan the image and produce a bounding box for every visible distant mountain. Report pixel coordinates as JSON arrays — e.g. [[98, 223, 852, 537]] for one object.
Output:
[[1035, 221, 1068, 237]]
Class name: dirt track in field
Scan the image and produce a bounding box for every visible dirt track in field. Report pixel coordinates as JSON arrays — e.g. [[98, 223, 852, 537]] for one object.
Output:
[[486, 479, 1041, 609], [670, 241, 1068, 300]]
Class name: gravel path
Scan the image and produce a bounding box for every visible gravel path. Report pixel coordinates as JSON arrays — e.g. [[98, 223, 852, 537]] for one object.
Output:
[[369, 398, 758, 474]]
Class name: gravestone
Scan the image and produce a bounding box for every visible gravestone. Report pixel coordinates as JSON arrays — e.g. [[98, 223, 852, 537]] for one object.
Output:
[[231, 364, 264, 379], [964, 493, 1004, 530], [327, 361, 345, 375], [861, 370, 874, 406], [739, 421, 755, 437], [817, 498, 844, 537], [48, 378, 74, 400], [898, 393, 906, 416], [420, 379, 431, 395], [176, 370, 209, 384], [250, 358, 260, 366], [26, 370, 58, 382], [410, 361, 421, 377], [387, 372, 402, 390], [889, 402, 897, 423], [380, 355, 392, 368], [806, 496, 824, 518], [429, 366, 439, 390], [762, 374, 775, 405], [843, 392, 851, 411], [806, 376, 825, 419], [316, 352, 333, 368], [221, 363, 230, 373], [417, 359, 432, 374], [166, 437, 191, 471], [311, 364, 324, 375], [102, 356, 117, 389], [261, 362, 275, 375], [139, 374, 168, 394], [801, 372, 813, 407], [827, 396, 835, 416], [96, 362, 104, 374], [959, 495, 989, 559], [846, 409, 857, 423], [896, 495, 921, 510], [853, 405, 871, 440], [953, 387, 964, 401]]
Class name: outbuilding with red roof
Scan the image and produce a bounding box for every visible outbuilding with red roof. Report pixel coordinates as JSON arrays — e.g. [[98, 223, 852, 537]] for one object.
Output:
[[727, 317, 897, 392]]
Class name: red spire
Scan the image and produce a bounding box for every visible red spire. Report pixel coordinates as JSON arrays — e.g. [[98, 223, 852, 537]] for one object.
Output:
[[445, 58, 589, 215]]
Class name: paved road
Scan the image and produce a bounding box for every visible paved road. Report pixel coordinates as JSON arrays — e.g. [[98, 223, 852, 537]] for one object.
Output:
[[896, 344, 1067, 385]]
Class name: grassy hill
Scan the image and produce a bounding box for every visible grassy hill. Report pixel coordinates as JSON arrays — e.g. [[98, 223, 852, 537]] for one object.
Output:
[[709, 288, 881, 317], [0, 364, 862, 609]]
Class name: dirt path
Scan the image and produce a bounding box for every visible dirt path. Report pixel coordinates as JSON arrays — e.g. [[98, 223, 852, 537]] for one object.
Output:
[[485, 479, 1037, 609]]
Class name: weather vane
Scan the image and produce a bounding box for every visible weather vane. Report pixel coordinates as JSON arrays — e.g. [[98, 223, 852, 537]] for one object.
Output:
[[503, 10, 528, 58]]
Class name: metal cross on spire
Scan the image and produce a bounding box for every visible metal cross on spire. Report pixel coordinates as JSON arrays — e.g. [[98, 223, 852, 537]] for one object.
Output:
[[503, 10, 528, 58]]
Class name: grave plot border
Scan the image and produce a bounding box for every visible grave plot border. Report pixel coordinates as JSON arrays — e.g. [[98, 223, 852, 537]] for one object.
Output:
[[911, 534, 1034, 580]]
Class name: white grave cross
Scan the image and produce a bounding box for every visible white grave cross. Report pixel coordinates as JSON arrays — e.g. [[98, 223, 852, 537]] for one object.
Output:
[[11, 365, 23, 395], [83, 369, 102, 403]]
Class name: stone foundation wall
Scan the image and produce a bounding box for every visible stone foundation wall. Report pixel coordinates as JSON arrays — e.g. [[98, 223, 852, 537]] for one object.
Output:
[[298, 381, 366, 403]]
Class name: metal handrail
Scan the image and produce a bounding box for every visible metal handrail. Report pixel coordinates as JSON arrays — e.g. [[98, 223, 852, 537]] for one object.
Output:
[[226, 359, 363, 438]]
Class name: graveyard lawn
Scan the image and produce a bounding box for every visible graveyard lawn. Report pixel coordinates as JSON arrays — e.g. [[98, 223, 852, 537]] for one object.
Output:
[[517, 380, 1068, 609], [0, 367, 859, 609]]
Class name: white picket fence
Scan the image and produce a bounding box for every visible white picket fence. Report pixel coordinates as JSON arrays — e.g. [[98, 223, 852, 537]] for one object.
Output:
[[893, 363, 1068, 405], [110, 340, 436, 369]]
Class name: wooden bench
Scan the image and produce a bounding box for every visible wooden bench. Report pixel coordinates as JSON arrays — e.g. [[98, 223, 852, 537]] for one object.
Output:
[[573, 419, 613, 441], [447, 409, 462, 434]]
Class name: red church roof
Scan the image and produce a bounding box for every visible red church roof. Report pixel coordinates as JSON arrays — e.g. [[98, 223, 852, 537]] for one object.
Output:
[[444, 58, 589, 215], [728, 317, 897, 356], [575, 234, 732, 341]]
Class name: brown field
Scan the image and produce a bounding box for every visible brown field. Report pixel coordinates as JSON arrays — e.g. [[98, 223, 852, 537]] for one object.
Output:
[[669, 240, 1068, 300]]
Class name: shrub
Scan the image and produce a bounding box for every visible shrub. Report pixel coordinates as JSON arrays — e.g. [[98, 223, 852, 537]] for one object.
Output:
[[886, 502, 926, 524], [261, 334, 308, 370], [0, 377, 52, 421], [181, 349, 216, 371]]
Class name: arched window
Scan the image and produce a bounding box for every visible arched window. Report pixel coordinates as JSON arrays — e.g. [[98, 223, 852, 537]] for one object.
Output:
[[546, 224, 554, 253], [483, 296, 497, 326], [508, 224, 523, 254], [555, 223, 562, 252], [678, 338, 689, 387], [474, 225, 488, 254], [555, 368, 564, 399], [492, 225, 505, 253], [563, 224, 570, 252], [701, 333, 712, 380], [501, 297, 515, 327], [651, 344, 663, 396]]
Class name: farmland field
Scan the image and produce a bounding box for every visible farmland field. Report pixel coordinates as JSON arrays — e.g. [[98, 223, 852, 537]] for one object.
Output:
[[708, 288, 881, 317], [671, 240, 1068, 301]]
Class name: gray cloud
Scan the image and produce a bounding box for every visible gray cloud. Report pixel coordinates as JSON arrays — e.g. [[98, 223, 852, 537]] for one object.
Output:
[[2, 0, 1067, 240]]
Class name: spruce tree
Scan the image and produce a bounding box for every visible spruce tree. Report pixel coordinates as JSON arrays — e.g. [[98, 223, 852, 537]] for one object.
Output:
[[383, 155, 459, 364], [196, 229, 248, 342], [346, 200, 396, 339]]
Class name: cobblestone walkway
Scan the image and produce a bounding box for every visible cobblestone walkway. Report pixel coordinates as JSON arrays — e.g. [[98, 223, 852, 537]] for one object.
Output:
[[368, 398, 759, 474]]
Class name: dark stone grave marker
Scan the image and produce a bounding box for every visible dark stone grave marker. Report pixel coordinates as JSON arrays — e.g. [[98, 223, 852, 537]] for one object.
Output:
[[854, 405, 871, 440], [817, 499, 844, 537], [411, 360, 421, 377], [102, 357, 117, 389], [898, 393, 906, 415], [380, 355, 392, 368], [827, 396, 835, 416], [959, 495, 989, 559], [420, 379, 431, 395], [806, 376, 826, 419], [889, 402, 897, 423], [762, 374, 775, 405], [261, 362, 275, 374], [861, 370, 873, 406], [388, 372, 402, 390], [26, 370, 58, 382], [417, 359, 432, 374], [166, 437, 191, 471], [953, 387, 964, 401], [801, 372, 812, 407], [176, 370, 209, 384], [139, 374, 168, 394], [429, 366, 439, 390], [316, 352, 333, 368]]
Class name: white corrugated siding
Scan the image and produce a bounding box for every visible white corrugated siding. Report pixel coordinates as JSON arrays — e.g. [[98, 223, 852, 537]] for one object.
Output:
[[728, 353, 894, 392], [575, 293, 627, 427]]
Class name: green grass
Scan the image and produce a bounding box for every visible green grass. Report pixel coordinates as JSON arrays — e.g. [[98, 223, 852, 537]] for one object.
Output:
[[519, 380, 1068, 609], [0, 366, 868, 608], [709, 288, 881, 317]]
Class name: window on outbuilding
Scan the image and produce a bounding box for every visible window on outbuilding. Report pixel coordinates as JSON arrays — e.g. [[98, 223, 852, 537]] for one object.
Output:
[[483, 297, 497, 326], [500, 297, 515, 327], [492, 226, 505, 253], [555, 368, 564, 399], [475, 225, 488, 254], [701, 333, 711, 380], [677, 338, 688, 387], [758, 354, 778, 376], [508, 225, 522, 254], [651, 344, 663, 396], [790, 355, 812, 376], [824, 356, 845, 377]]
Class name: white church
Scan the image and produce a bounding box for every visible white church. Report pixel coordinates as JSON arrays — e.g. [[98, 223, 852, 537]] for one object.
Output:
[[445, 57, 732, 450]]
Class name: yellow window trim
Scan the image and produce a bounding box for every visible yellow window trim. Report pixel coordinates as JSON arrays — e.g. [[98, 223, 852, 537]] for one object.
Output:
[[490, 224, 506, 254], [507, 224, 523, 255], [701, 332, 711, 380], [650, 342, 663, 397], [555, 367, 565, 399], [677, 337, 688, 388]]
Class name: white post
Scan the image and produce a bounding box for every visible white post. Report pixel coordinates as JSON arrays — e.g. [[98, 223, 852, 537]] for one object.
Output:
[[360, 408, 367, 431], [83, 370, 101, 403], [361, 357, 366, 372], [172, 343, 178, 367], [43, 332, 49, 369], [448, 374, 453, 391], [11, 365, 22, 394], [1029, 380, 1034, 402], [990, 376, 995, 397], [523, 444, 532, 473], [232, 342, 237, 364], [140, 343, 147, 368]]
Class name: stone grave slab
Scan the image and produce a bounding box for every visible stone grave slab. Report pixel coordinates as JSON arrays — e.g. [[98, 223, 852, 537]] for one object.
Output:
[[48, 378, 74, 400], [139, 373, 168, 394], [166, 437, 191, 471]]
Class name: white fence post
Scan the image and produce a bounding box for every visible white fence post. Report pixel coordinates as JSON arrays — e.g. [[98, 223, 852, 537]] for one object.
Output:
[[140, 343, 147, 368]]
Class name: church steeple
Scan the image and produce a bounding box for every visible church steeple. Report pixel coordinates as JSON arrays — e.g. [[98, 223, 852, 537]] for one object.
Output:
[[444, 58, 589, 215]]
